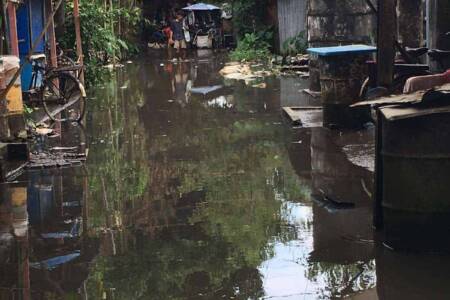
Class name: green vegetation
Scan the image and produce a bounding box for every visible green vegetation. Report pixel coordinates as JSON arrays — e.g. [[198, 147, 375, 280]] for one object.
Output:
[[60, 0, 144, 84], [212, 0, 275, 61], [282, 31, 308, 56], [230, 31, 272, 62]]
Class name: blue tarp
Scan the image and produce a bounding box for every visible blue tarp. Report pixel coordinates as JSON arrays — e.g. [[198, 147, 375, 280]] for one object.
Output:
[[182, 3, 221, 11], [307, 45, 377, 57]]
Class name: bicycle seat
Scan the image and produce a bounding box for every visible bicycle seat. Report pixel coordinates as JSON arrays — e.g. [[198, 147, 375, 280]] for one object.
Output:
[[405, 47, 429, 58], [29, 54, 46, 61], [428, 49, 450, 61]]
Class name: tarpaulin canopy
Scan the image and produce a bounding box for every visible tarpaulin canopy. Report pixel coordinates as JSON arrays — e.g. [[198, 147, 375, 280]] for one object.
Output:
[[182, 3, 221, 11]]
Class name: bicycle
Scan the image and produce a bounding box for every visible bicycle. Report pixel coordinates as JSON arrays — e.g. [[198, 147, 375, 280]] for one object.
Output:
[[25, 54, 86, 123]]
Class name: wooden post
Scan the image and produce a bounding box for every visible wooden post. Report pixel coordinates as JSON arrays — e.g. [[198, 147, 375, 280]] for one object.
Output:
[[397, 0, 423, 48], [1, 0, 9, 54], [376, 0, 397, 87], [73, 0, 84, 83], [7, 0, 19, 56], [45, 0, 58, 68]]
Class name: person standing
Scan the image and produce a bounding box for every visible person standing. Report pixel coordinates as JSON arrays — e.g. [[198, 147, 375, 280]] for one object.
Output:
[[169, 12, 187, 59]]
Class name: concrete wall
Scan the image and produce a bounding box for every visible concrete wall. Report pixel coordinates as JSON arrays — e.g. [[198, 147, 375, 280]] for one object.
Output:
[[277, 0, 307, 51]]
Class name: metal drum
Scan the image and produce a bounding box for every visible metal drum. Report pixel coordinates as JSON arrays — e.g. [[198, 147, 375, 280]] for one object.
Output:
[[307, 0, 376, 92], [318, 53, 372, 128], [377, 105, 450, 251]]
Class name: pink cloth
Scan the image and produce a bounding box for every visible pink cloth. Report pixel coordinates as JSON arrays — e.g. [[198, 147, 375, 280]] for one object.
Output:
[[404, 70, 450, 94], [445, 69, 450, 81]]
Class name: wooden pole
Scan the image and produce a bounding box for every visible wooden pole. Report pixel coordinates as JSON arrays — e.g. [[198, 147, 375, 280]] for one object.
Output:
[[73, 0, 84, 83], [397, 0, 423, 48], [376, 0, 397, 87], [45, 0, 58, 68], [1, 0, 9, 54], [7, 0, 19, 56]]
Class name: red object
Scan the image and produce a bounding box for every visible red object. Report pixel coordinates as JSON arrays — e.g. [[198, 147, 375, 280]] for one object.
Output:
[[445, 69, 450, 83], [163, 27, 172, 40]]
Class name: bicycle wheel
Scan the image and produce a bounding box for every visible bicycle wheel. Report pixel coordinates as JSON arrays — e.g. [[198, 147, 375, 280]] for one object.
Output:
[[42, 72, 86, 123]]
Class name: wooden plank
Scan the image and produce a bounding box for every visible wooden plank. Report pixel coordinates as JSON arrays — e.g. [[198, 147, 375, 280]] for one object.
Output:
[[380, 105, 450, 121], [282, 106, 323, 127], [351, 83, 450, 107]]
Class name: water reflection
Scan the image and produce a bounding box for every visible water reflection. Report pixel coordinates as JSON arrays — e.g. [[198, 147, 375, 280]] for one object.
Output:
[[2, 51, 450, 299], [0, 168, 96, 299]]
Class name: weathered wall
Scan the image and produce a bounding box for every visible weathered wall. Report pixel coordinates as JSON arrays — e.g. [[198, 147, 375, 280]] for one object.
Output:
[[307, 0, 377, 47], [277, 0, 307, 51], [307, 0, 377, 91]]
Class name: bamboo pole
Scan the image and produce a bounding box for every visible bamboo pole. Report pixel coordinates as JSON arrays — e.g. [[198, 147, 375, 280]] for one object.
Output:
[[73, 0, 84, 83]]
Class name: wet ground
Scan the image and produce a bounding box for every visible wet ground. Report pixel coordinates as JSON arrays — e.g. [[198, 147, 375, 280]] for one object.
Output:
[[2, 50, 450, 299]]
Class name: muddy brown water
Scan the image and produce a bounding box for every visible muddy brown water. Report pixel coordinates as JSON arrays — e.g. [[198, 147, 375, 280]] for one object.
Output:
[[1, 50, 450, 299]]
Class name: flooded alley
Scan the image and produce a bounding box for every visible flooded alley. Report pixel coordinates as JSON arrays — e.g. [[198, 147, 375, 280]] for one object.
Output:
[[2, 51, 450, 300]]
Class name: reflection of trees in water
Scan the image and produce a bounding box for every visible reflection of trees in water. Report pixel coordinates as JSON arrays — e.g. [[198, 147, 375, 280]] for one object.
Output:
[[87, 67, 150, 231], [83, 63, 306, 299], [307, 260, 376, 299], [303, 127, 376, 298]]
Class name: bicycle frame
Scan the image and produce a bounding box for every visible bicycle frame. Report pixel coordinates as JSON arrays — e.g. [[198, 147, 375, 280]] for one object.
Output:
[[29, 59, 47, 91]]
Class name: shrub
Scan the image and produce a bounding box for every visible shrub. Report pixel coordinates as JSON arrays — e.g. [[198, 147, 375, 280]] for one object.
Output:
[[60, 0, 143, 84], [282, 31, 308, 56], [230, 31, 272, 62]]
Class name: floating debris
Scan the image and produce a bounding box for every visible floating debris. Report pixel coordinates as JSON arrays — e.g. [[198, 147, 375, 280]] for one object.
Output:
[[28, 151, 86, 169], [30, 251, 81, 270], [252, 82, 267, 89], [35, 127, 53, 135], [190, 85, 224, 95]]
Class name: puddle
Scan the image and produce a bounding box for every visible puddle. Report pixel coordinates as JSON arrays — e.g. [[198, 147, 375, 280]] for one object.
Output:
[[1, 50, 449, 299]]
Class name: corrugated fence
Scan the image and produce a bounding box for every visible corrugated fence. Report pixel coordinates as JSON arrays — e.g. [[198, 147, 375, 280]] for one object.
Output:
[[277, 0, 308, 51]]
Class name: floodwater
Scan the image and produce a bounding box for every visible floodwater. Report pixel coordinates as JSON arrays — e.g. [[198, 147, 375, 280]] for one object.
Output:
[[2, 50, 450, 299]]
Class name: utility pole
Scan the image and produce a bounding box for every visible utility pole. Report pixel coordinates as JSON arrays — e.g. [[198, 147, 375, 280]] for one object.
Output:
[[376, 0, 397, 87]]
